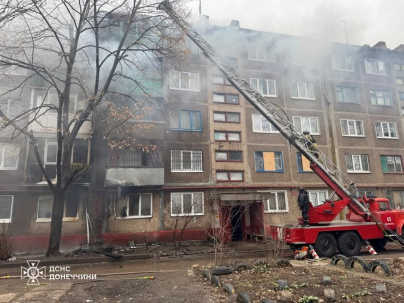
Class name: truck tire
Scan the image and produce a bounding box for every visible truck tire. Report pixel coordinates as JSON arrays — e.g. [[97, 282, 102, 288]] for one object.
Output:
[[337, 231, 362, 256], [314, 233, 337, 258], [369, 238, 387, 251]]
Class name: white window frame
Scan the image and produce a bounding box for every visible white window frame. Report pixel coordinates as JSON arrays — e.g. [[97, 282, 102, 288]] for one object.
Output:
[[331, 55, 354, 72], [170, 192, 204, 216], [375, 121, 398, 139], [381, 155, 403, 173], [169, 70, 200, 91], [335, 85, 360, 104], [0, 195, 13, 223], [44, 141, 58, 165], [216, 171, 243, 182], [290, 82, 315, 100], [340, 119, 365, 137], [117, 193, 153, 219], [345, 154, 370, 173], [261, 191, 289, 213], [370, 89, 392, 106], [36, 194, 80, 222], [250, 78, 276, 97], [293, 116, 320, 135], [308, 191, 328, 207], [171, 150, 203, 172], [364, 59, 387, 75], [0, 143, 19, 170], [252, 114, 279, 133], [247, 46, 274, 62]]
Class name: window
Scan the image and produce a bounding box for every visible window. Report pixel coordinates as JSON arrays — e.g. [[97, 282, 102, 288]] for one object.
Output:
[[212, 93, 239, 104], [171, 192, 203, 216], [117, 193, 152, 218], [113, 150, 147, 167], [170, 110, 201, 131], [216, 171, 243, 182], [213, 111, 240, 123], [399, 92, 404, 101], [72, 139, 89, 165], [247, 46, 274, 62], [263, 191, 288, 213], [37, 193, 80, 221], [214, 131, 241, 142], [335, 86, 360, 104], [401, 107, 404, 116], [381, 155, 403, 173], [375, 122, 398, 139], [396, 78, 404, 86], [0, 144, 19, 170], [171, 150, 202, 172], [308, 191, 327, 207], [370, 89, 392, 106], [365, 59, 386, 75], [340, 119, 364, 137], [0, 196, 13, 223], [48, 92, 78, 114], [44, 141, 57, 164], [331, 55, 354, 71], [290, 82, 315, 99], [250, 78, 276, 97], [297, 152, 312, 173], [345, 154, 370, 172], [212, 75, 231, 85], [386, 190, 404, 209], [254, 151, 284, 172], [215, 151, 242, 162], [393, 63, 404, 71], [226, 57, 238, 68], [169, 71, 200, 91], [0, 98, 11, 117], [293, 116, 319, 134], [252, 114, 278, 133]]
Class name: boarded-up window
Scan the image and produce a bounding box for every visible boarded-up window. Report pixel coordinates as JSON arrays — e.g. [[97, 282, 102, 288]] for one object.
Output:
[[254, 151, 283, 172], [297, 153, 312, 172]]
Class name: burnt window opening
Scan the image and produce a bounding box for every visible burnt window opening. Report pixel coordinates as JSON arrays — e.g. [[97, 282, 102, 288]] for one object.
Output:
[[36, 192, 80, 221], [72, 139, 89, 165], [108, 149, 162, 168]]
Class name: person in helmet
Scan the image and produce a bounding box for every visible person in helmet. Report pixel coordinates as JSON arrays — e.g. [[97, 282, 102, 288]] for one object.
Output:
[[297, 187, 310, 227], [303, 131, 319, 159]]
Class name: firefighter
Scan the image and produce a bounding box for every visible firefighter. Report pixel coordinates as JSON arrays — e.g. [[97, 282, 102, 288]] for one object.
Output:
[[303, 131, 319, 159], [298, 187, 310, 227]]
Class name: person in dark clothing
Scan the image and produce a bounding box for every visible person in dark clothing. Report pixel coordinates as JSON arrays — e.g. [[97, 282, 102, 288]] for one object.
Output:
[[303, 131, 319, 159], [298, 188, 310, 227]]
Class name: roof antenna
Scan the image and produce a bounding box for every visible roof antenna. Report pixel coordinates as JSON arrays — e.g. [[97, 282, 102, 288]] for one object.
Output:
[[341, 20, 349, 44], [199, 0, 202, 16]]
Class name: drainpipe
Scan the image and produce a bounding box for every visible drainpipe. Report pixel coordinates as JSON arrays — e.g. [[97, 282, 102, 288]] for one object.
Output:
[[159, 190, 164, 230]]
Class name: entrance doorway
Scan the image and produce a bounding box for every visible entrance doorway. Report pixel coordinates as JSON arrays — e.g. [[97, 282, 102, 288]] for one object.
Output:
[[230, 206, 243, 241]]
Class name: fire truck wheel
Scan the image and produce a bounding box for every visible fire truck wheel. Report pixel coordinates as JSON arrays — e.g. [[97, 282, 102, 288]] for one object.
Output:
[[337, 231, 362, 256], [369, 238, 387, 250], [314, 233, 337, 258]]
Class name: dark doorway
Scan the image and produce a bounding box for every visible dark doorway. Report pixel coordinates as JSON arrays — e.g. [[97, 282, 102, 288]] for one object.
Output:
[[231, 206, 243, 241]]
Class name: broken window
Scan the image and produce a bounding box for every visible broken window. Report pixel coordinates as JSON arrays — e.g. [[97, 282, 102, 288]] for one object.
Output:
[[0, 195, 13, 223], [364, 59, 386, 75], [37, 193, 80, 221], [116, 193, 152, 218]]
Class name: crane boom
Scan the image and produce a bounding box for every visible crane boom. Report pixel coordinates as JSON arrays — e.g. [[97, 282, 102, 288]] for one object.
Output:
[[158, 0, 404, 246]]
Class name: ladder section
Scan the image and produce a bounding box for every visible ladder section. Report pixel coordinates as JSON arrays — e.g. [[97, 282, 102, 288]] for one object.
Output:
[[157, 0, 368, 215]]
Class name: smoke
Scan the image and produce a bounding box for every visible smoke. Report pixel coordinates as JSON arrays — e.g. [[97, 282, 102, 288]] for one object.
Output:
[[187, 0, 404, 48]]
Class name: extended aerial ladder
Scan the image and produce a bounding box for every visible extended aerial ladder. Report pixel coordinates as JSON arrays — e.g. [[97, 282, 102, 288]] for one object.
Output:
[[158, 0, 404, 247]]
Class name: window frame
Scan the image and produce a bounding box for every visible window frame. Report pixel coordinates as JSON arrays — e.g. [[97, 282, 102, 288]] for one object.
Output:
[[254, 151, 284, 172], [44, 141, 58, 165], [0, 143, 19, 170], [398, 91, 404, 102], [335, 85, 360, 104], [331, 55, 354, 72], [340, 119, 365, 137], [380, 155, 403, 173], [117, 193, 153, 219], [293, 116, 320, 135], [250, 78, 277, 97], [297, 152, 313, 173], [345, 154, 370, 173], [212, 93, 239, 105], [396, 77, 404, 86], [0, 195, 13, 223], [364, 59, 387, 75], [375, 121, 398, 139], [171, 150, 203, 172], [169, 70, 200, 92], [262, 191, 289, 213], [216, 171, 244, 182], [370, 89, 392, 106], [170, 110, 202, 132], [307, 191, 328, 207], [290, 82, 315, 100], [36, 194, 80, 222], [170, 192, 204, 216], [212, 74, 231, 85], [214, 131, 241, 142], [215, 150, 242, 162], [252, 114, 279, 133], [213, 111, 240, 123], [247, 46, 275, 62]]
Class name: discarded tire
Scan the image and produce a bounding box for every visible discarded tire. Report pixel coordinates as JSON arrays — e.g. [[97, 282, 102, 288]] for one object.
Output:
[[211, 266, 233, 275], [237, 292, 252, 303], [330, 254, 348, 266], [233, 262, 251, 271], [260, 299, 275, 303], [211, 275, 222, 287], [202, 269, 212, 281], [346, 256, 370, 272], [368, 260, 394, 276], [222, 283, 235, 295]]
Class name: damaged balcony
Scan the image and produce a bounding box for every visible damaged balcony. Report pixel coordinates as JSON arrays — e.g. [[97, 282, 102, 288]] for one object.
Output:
[[105, 149, 164, 187]]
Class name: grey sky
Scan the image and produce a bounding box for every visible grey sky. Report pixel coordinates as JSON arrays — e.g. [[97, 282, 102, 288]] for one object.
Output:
[[186, 0, 404, 49]]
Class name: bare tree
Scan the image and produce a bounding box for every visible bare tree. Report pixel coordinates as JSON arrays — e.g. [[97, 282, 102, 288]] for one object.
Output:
[[0, 0, 189, 256]]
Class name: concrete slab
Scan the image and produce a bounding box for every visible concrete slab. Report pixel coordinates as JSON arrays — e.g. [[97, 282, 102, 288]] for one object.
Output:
[[0, 293, 17, 303]]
